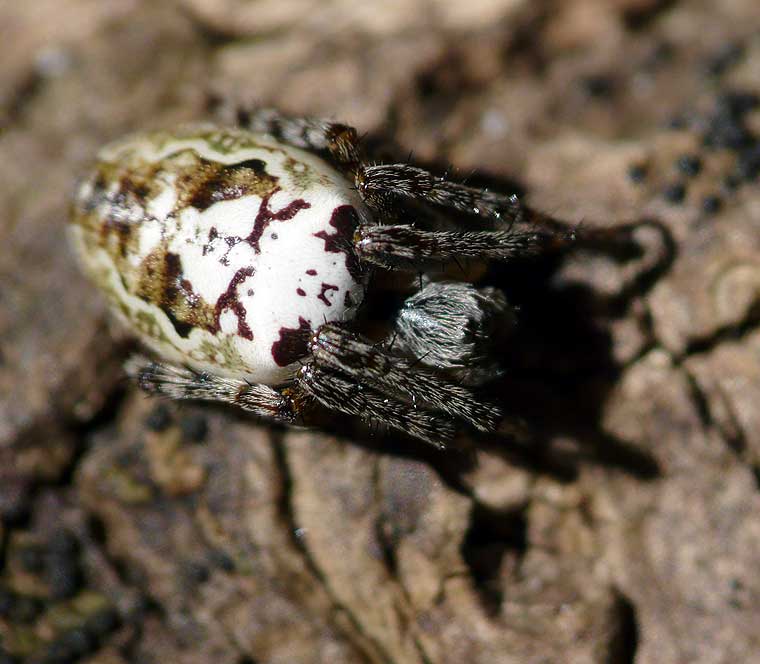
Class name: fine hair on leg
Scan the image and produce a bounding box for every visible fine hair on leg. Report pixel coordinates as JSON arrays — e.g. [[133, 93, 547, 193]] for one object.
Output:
[[309, 323, 502, 431], [355, 224, 568, 269], [296, 364, 455, 448], [394, 281, 513, 385], [125, 355, 296, 423], [356, 163, 525, 223]]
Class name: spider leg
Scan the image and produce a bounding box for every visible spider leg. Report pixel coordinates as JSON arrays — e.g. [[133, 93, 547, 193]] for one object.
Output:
[[295, 363, 455, 449], [355, 224, 571, 269], [392, 281, 513, 386], [125, 355, 299, 423], [307, 323, 503, 432], [223, 106, 361, 172], [356, 163, 526, 223]]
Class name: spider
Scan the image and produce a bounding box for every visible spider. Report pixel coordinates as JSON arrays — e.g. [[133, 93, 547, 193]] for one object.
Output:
[[69, 108, 569, 448]]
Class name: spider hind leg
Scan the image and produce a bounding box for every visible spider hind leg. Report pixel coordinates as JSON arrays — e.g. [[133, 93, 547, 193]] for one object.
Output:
[[219, 105, 361, 171], [125, 355, 297, 423]]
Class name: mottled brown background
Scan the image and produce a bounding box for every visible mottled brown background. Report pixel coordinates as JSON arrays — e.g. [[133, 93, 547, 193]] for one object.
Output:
[[2, 1, 760, 663]]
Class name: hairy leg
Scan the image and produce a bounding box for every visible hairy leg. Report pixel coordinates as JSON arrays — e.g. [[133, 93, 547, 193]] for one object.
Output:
[[355, 223, 572, 269], [356, 163, 526, 223], [308, 323, 502, 431], [225, 107, 531, 228], [295, 364, 455, 449], [126, 354, 456, 447], [125, 355, 298, 423]]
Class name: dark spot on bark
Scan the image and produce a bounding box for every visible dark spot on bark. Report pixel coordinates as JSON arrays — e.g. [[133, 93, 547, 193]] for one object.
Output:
[[702, 91, 759, 150], [737, 143, 760, 181], [723, 173, 741, 191], [214, 267, 255, 340], [317, 283, 339, 306], [705, 42, 745, 78], [247, 289, 254, 297], [702, 194, 722, 214], [313, 205, 363, 280], [145, 404, 172, 432], [676, 154, 702, 177], [93, 172, 107, 194], [581, 74, 616, 99], [272, 317, 311, 366], [627, 163, 648, 184], [663, 182, 686, 204], [246, 190, 311, 253], [271, 233, 278, 240], [306, 269, 317, 276], [297, 288, 306, 297]]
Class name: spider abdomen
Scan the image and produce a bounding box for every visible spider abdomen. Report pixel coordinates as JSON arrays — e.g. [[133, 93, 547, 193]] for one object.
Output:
[[69, 124, 369, 385]]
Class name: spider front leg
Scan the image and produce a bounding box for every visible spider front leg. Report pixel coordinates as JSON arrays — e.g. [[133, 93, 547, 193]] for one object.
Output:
[[354, 223, 569, 269], [353, 165, 572, 268], [292, 320, 505, 448], [356, 163, 526, 223], [305, 323, 503, 432], [125, 356, 301, 424]]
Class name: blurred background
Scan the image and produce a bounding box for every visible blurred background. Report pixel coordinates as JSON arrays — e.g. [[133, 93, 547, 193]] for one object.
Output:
[[2, 1, 760, 662]]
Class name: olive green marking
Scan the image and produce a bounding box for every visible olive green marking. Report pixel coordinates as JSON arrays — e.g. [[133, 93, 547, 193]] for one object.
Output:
[[282, 156, 331, 192], [141, 127, 285, 157], [190, 335, 246, 370], [132, 309, 173, 345]]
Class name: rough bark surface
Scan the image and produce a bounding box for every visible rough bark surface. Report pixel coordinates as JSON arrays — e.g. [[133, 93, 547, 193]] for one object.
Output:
[[2, 1, 760, 662]]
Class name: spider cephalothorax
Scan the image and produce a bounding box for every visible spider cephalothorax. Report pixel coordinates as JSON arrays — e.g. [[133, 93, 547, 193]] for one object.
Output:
[[69, 108, 567, 448]]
